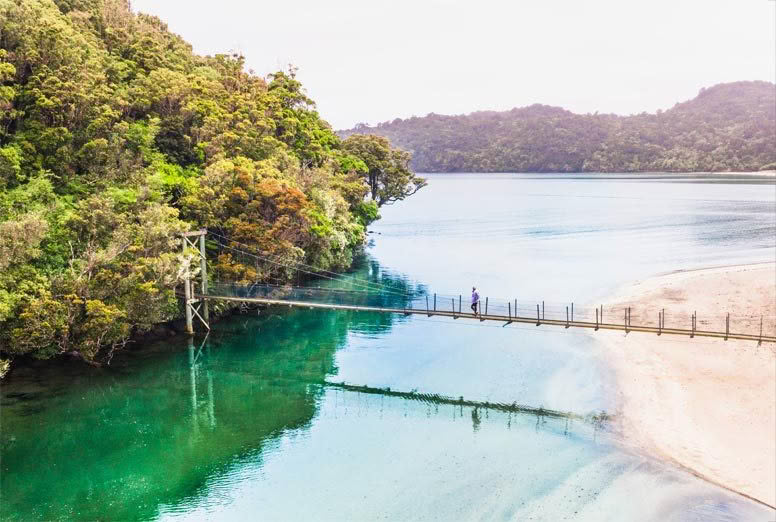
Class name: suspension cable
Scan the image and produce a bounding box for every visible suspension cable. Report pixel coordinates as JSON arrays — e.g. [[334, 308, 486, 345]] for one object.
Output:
[[207, 232, 411, 296], [208, 231, 406, 294], [209, 239, 411, 296]]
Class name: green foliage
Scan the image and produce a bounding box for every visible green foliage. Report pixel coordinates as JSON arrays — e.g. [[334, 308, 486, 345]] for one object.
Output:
[[342, 134, 427, 206], [354, 200, 379, 227], [0, 145, 22, 188], [340, 82, 776, 173], [0, 0, 420, 363]]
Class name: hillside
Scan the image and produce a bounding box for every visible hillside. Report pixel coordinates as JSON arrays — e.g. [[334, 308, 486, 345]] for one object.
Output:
[[0, 0, 422, 363], [339, 82, 776, 173]]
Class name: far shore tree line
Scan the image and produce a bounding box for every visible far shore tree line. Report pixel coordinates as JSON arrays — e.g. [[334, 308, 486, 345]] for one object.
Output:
[[339, 81, 776, 173]]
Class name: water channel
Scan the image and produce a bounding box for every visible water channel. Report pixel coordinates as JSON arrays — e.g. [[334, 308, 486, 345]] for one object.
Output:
[[2, 174, 774, 520]]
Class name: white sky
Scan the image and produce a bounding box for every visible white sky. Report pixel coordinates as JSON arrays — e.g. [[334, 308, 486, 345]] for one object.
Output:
[[131, 0, 776, 130]]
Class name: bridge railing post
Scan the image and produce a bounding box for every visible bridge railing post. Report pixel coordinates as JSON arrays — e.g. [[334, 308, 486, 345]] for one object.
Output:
[[759, 315, 763, 346], [595, 308, 599, 330], [624, 308, 628, 334], [658, 310, 662, 336], [725, 313, 729, 341]]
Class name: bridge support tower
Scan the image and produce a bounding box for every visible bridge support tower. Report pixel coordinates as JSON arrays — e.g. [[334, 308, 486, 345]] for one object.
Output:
[[182, 229, 210, 334]]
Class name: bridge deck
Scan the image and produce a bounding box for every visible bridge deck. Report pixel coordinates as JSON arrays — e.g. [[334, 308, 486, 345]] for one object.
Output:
[[201, 295, 775, 343]]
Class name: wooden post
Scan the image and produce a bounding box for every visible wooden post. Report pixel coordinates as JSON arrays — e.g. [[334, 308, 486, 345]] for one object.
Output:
[[433, 293, 436, 311], [600, 305, 603, 324], [725, 313, 729, 341], [459, 295, 462, 314], [624, 308, 628, 334], [426, 295, 430, 317], [759, 315, 763, 346], [482, 297, 488, 320], [515, 299, 518, 318], [628, 307, 631, 327], [662, 308, 665, 329], [542, 301, 545, 320], [565, 306, 569, 328], [536, 304, 540, 326], [571, 302, 574, 322], [657, 311, 662, 336], [595, 308, 599, 330], [508, 301, 511, 320], [691, 311, 695, 338]]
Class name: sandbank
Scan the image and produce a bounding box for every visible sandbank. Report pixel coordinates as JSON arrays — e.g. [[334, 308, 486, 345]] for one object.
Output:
[[596, 262, 776, 507]]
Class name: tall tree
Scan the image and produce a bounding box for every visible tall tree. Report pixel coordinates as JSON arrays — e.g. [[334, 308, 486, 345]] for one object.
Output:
[[342, 134, 426, 206]]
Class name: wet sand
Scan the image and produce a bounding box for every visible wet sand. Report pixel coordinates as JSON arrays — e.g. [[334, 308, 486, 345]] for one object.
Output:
[[596, 262, 776, 507]]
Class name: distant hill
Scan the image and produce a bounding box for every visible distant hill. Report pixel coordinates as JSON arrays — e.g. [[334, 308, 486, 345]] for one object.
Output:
[[338, 81, 776, 173]]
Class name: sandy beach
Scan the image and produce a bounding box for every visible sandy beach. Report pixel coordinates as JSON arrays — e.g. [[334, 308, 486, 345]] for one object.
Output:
[[596, 262, 776, 507]]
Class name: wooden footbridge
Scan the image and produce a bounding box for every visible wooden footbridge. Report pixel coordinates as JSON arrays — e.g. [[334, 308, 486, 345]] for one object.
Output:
[[180, 230, 776, 344]]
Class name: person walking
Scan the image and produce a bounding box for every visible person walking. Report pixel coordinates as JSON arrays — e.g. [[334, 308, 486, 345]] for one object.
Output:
[[471, 287, 480, 315]]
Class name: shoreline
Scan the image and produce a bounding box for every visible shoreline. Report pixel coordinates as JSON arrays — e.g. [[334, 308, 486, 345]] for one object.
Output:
[[594, 262, 776, 508]]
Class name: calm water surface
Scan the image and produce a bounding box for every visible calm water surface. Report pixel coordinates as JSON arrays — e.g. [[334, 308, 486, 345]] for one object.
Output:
[[2, 174, 775, 521]]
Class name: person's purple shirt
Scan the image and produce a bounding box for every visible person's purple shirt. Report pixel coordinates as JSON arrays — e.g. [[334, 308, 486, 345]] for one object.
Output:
[[471, 290, 480, 304]]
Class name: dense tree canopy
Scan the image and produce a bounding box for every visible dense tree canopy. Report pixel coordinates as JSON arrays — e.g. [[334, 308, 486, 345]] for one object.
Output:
[[340, 82, 776, 173], [0, 0, 421, 364]]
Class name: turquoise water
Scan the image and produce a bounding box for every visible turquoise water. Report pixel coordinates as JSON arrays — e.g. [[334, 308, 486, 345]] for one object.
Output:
[[2, 174, 775, 520]]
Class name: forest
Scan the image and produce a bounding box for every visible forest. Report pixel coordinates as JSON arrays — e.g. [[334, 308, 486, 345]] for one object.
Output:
[[340, 81, 776, 173], [0, 0, 424, 366]]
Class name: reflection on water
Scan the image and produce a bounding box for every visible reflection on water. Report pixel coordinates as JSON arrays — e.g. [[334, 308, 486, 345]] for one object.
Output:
[[155, 359, 771, 522], [2, 174, 775, 521], [1, 307, 340, 520]]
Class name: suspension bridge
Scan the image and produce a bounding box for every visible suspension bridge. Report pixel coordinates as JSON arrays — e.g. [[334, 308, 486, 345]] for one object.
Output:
[[179, 230, 776, 344]]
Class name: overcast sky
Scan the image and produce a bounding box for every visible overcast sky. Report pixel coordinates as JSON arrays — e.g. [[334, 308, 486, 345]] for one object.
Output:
[[131, 0, 775, 130]]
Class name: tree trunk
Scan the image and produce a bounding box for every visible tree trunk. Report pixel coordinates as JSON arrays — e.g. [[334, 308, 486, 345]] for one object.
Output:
[[369, 170, 379, 201]]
